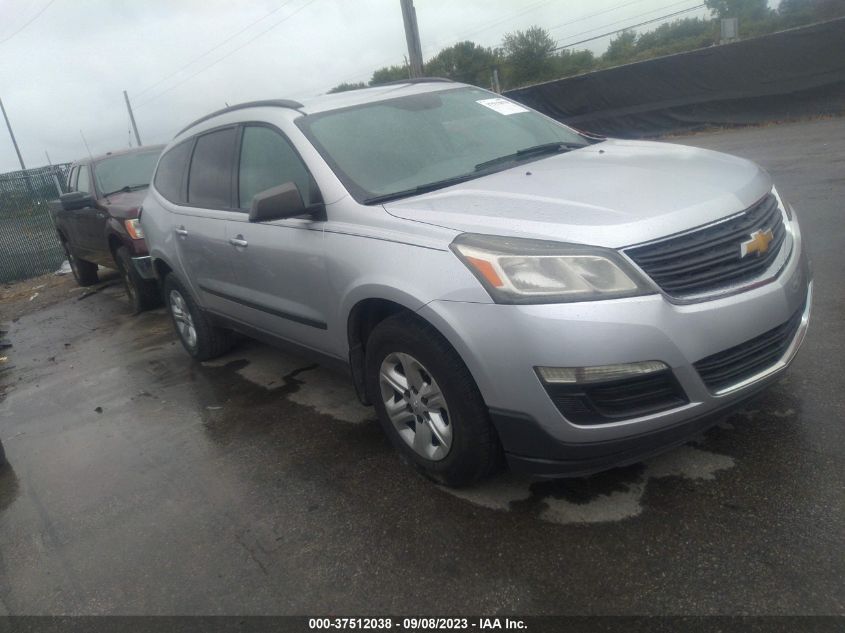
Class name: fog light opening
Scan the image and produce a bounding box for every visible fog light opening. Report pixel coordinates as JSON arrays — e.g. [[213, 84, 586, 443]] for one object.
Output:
[[536, 361, 669, 385]]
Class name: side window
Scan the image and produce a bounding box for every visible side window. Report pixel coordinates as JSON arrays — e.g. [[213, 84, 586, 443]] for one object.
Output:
[[154, 141, 193, 204], [67, 167, 78, 192], [76, 165, 91, 194], [238, 125, 313, 209], [188, 127, 237, 208]]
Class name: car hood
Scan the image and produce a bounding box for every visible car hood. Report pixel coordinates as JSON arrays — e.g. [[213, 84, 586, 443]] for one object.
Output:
[[102, 189, 147, 219], [383, 139, 772, 249]]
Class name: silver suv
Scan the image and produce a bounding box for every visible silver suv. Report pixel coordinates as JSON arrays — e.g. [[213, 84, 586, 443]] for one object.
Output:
[[140, 80, 811, 486]]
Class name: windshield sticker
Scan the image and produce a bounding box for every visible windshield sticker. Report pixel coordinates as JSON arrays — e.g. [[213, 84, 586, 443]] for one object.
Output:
[[476, 98, 529, 115]]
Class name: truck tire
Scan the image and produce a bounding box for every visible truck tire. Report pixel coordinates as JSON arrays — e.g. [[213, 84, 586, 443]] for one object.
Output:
[[115, 246, 160, 314], [61, 238, 98, 287], [163, 273, 235, 361], [365, 312, 502, 487]]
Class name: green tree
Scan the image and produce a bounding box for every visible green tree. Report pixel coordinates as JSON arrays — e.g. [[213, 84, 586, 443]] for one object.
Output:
[[779, 0, 845, 25], [328, 81, 367, 94], [601, 30, 637, 66], [501, 26, 558, 87], [370, 64, 409, 86], [704, 0, 771, 21], [424, 41, 497, 87], [555, 49, 595, 78], [633, 18, 715, 61]]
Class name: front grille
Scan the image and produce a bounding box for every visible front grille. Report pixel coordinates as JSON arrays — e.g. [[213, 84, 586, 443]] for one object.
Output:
[[626, 194, 786, 298], [694, 301, 805, 392], [545, 371, 688, 425]]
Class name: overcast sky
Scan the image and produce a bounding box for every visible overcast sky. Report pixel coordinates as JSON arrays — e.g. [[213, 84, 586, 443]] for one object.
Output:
[[0, 0, 721, 172]]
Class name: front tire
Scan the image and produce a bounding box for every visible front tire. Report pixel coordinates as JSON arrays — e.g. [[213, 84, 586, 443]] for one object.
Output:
[[115, 246, 160, 314], [163, 273, 234, 361], [365, 313, 501, 487]]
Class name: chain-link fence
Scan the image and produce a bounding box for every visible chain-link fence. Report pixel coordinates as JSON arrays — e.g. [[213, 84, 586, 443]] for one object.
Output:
[[0, 163, 70, 284]]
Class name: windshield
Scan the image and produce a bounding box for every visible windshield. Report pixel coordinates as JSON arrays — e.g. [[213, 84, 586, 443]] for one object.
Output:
[[94, 150, 161, 196], [296, 87, 590, 203]]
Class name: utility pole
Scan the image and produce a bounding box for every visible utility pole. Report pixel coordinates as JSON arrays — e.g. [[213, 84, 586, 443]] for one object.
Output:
[[123, 90, 142, 147], [399, 0, 424, 78], [0, 96, 26, 170], [79, 130, 94, 160], [45, 150, 63, 196]]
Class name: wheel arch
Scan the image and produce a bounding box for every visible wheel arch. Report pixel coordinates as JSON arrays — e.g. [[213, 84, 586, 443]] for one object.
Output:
[[151, 255, 174, 282], [346, 296, 416, 405], [344, 288, 472, 407], [107, 233, 124, 261]]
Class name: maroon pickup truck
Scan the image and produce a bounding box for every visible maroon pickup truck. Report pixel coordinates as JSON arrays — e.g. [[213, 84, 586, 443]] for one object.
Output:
[[53, 145, 164, 312]]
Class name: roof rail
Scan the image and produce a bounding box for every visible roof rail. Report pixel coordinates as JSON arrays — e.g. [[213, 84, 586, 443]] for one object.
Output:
[[378, 77, 456, 87], [176, 99, 305, 137]]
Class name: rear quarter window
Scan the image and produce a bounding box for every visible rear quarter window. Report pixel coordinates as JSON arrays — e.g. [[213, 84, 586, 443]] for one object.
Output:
[[154, 141, 193, 204]]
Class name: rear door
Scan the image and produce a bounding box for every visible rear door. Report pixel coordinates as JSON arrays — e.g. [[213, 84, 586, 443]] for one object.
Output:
[[170, 126, 242, 315], [223, 123, 332, 353]]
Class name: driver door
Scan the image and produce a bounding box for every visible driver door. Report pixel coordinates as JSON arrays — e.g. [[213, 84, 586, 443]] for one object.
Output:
[[223, 124, 332, 354], [70, 164, 101, 259]]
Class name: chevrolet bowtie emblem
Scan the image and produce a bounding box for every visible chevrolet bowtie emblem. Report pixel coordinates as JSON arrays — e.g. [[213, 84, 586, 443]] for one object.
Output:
[[740, 228, 774, 257]]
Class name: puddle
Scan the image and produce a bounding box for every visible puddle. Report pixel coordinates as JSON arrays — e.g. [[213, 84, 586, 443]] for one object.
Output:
[[444, 445, 736, 525], [204, 344, 373, 424]]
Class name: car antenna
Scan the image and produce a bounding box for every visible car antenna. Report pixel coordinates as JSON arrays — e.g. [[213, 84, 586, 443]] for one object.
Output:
[[79, 129, 95, 161]]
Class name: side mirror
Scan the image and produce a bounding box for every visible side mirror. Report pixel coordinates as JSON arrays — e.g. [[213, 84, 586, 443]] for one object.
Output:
[[249, 182, 309, 223], [60, 191, 95, 211]]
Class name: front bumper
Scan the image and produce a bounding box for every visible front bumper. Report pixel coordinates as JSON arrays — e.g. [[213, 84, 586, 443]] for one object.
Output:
[[417, 220, 811, 476], [491, 387, 767, 477]]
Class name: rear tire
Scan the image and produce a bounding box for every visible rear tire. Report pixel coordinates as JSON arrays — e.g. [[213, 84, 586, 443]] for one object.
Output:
[[61, 239, 98, 287], [163, 273, 234, 361], [365, 313, 501, 487], [115, 246, 160, 314]]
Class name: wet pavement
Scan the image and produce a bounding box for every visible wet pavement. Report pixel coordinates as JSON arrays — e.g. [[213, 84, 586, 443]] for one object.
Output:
[[0, 119, 843, 615]]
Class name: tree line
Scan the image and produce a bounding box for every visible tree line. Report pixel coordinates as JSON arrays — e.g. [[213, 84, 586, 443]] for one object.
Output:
[[329, 0, 844, 94]]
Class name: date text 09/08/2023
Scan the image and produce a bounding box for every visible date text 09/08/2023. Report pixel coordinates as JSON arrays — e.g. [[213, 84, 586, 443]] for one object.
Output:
[[308, 617, 527, 630]]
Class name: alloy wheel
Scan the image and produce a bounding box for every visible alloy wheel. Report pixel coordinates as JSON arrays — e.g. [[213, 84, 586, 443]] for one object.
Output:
[[169, 289, 197, 350], [379, 352, 452, 461]]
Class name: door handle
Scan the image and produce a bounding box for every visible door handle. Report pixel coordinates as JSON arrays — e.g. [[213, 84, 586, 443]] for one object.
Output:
[[96, 212, 107, 219], [229, 236, 248, 248], [175, 227, 188, 237]]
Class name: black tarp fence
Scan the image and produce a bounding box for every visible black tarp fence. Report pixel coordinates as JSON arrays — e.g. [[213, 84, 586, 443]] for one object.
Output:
[[504, 17, 845, 137]]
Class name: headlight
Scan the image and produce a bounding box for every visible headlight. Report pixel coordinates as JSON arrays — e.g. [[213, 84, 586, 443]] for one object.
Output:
[[450, 233, 654, 304], [124, 218, 145, 239], [772, 185, 794, 220]]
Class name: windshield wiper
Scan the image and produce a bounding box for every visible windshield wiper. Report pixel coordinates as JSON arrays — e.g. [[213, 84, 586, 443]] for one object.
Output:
[[103, 184, 149, 197], [362, 142, 590, 204], [474, 141, 587, 172], [362, 172, 485, 204]]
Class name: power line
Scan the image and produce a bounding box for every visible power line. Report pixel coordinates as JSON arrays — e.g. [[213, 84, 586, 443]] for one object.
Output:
[[321, 0, 568, 94], [552, 0, 704, 45], [0, 0, 57, 46], [547, 0, 645, 32], [135, 0, 320, 109], [317, 1, 704, 95], [422, 0, 556, 55], [553, 4, 706, 50], [133, 0, 296, 99]]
